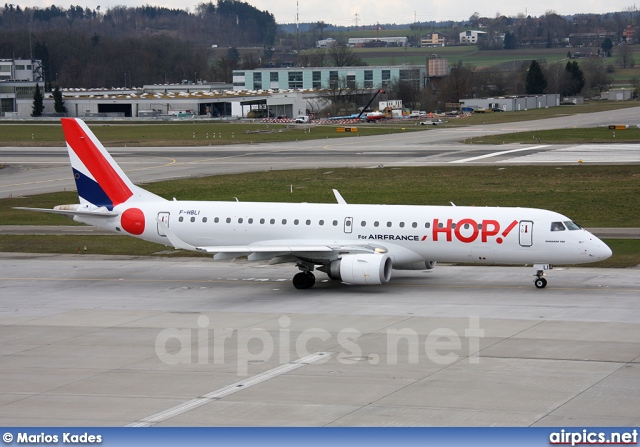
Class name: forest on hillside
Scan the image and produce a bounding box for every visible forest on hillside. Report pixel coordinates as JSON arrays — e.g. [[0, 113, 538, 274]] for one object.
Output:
[[0, 1, 276, 87], [1, 1, 638, 89]]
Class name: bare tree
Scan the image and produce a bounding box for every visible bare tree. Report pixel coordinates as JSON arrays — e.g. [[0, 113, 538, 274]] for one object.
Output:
[[581, 57, 613, 94], [499, 61, 530, 95], [468, 12, 480, 27], [213, 56, 238, 83], [415, 87, 439, 113], [318, 76, 369, 116], [437, 65, 474, 103], [544, 62, 569, 94], [313, 48, 327, 67], [473, 68, 508, 97], [615, 44, 635, 68], [387, 79, 420, 109], [328, 42, 365, 67], [297, 52, 312, 67], [240, 53, 261, 70]]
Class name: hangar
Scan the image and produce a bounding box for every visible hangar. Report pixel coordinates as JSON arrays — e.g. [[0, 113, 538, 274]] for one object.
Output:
[[460, 94, 561, 112], [4, 82, 312, 119]]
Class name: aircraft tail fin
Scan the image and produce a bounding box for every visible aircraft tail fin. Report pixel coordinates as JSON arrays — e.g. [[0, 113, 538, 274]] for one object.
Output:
[[61, 118, 165, 209]]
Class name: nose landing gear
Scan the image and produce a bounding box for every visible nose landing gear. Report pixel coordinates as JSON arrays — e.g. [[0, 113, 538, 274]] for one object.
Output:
[[534, 276, 547, 289], [533, 263, 550, 289]]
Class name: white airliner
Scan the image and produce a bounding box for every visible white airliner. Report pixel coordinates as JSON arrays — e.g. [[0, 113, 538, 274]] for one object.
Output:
[[17, 118, 612, 289]]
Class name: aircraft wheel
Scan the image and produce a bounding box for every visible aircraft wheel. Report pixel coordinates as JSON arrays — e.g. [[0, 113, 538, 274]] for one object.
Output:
[[534, 277, 547, 289], [306, 272, 316, 288], [293, 272, 315, 289]]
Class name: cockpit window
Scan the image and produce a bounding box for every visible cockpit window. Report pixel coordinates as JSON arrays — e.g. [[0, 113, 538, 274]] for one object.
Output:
[[564, 221, 582, 230], [550, 222, 566, 231]]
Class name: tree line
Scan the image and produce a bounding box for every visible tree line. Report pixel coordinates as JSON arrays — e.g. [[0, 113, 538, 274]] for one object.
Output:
[[279, 9, 638, 50], [378, 55, 627, 114], [0, 1, 276, 87], [469, 10, 637, 50]]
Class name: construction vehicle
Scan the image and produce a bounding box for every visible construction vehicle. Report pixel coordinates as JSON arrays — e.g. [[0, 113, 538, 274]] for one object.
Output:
[[356, 89, 385, 120]]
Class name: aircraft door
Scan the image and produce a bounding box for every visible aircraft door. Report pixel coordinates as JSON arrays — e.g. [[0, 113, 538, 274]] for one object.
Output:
[[344, 217, 353, 234], [519, 220, 533, 247], [157, 212, 170, 237]]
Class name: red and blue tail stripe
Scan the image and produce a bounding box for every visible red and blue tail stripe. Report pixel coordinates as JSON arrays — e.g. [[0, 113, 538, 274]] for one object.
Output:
[[61, 118, 133, 210]]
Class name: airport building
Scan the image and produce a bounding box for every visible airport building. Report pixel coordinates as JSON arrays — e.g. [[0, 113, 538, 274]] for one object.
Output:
[[0, 59, 44, 117], [460, 94, 561, 112], [3, 83, 315, 119], [0, 59, 43, 82], [3, 64, 432, 118], [606, 88, 634, 101], [232, 65, 426, 92]]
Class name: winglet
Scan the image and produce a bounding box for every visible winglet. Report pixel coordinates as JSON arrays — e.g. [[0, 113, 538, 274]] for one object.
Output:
[[333, 189, 347, 205]]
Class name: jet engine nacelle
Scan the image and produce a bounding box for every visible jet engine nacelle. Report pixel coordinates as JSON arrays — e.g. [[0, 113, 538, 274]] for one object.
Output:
[[393, 260, 437, 270], [324, 253, 392, 285]]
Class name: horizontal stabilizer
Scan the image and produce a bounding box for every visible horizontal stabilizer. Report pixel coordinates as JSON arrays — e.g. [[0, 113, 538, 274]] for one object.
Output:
[[13, 206, 118, 218]]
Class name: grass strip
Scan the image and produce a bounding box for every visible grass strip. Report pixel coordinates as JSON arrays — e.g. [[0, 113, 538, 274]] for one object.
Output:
[[0, 122, 419, 147], [465, 127, 640, 144], [4, 165, 638, 228]]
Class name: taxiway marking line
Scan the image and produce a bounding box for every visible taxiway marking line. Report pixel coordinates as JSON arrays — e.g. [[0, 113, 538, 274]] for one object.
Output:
[[125, 351, 333, 427], [0, 276, 638, 293], [0, 156, 176, 190], [451, 145, 550, 163]]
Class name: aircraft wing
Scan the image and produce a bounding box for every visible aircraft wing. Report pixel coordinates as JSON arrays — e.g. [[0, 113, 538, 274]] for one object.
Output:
[[192, 245, 334, 254], [157, 218, 385, 261]]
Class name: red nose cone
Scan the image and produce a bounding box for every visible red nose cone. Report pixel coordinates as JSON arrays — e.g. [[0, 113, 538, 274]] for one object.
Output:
[[121, 208, 146, 235]]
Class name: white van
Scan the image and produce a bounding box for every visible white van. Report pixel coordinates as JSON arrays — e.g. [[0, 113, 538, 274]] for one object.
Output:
[[295, 115, 310, 124]]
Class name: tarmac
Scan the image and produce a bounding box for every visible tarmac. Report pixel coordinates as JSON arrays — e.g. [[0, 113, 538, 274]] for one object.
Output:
[[0, 253, 639, 426], [1, 108, 639, 426]]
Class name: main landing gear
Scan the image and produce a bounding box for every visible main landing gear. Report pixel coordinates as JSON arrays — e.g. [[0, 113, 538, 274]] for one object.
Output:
[[292, 261, 316, 289], [533, 264, 550, 289], [293, 272, 315, 289]]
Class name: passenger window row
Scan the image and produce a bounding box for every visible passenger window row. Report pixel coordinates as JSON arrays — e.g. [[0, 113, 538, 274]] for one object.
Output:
[[176, 216, 483, 230]]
